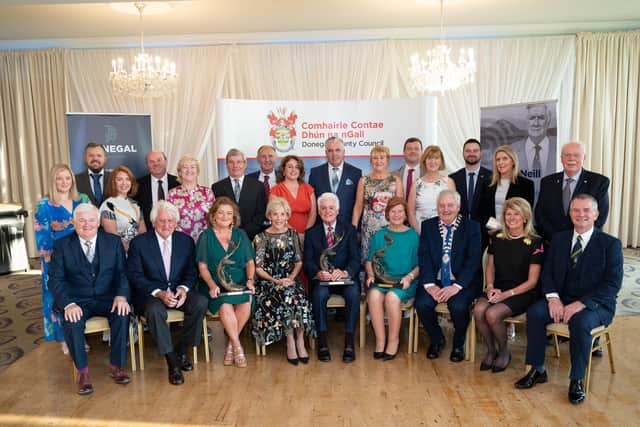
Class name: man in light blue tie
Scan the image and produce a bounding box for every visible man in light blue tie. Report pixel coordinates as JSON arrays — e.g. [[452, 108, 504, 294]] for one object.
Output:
[[414, 190, 482, 362], [74, 142, 111, 207]]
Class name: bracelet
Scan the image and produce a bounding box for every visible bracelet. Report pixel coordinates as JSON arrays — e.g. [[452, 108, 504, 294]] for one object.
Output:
[[511, 290, 515, 296], [408, 272, 415, 280]]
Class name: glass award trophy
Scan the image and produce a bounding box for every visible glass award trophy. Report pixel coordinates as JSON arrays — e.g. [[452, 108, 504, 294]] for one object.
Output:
[[318, 232, 354, 286]]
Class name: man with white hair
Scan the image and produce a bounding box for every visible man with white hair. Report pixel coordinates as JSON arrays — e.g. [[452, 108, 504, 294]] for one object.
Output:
[[127, 200, 207, 385], [48, 203, 131, 395]]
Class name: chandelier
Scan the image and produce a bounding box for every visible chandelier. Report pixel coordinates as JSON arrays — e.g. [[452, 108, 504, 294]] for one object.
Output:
[[409, 0, 476, 94], [109, 3, 178, 98]]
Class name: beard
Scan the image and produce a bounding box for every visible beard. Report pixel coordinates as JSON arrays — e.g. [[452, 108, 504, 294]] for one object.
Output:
[[465, 157, 480, 166]]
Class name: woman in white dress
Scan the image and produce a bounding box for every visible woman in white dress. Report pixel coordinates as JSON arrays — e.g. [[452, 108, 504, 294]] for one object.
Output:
[[408, 145, 456, 232], [99, 165, 147, 252]]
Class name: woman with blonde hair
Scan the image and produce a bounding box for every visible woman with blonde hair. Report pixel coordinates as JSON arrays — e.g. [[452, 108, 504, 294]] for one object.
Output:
[[478, 145, 534, 238], [167, 154, 215, 241], [34, 164, 89, 353], [473, 197, 543, 372], [408, 145, 456, 232], [352, 145, 403, 263]]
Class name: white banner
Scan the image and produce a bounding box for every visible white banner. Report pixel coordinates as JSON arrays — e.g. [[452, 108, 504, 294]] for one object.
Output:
[[216, 98, 437, 176]]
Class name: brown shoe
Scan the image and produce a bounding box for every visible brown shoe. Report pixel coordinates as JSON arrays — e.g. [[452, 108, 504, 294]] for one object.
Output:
[[77, 372, 93, 395], [109, 366, 131, 385]]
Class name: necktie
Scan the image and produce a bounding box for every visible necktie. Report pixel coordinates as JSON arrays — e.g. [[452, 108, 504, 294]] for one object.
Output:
[[440, 224, 453, 286], [467, 172, 476, 214], [91, 173, 103, 205], [405, 168, 414, 201], [84, 240, 94, 263], [326, 225, 334, 247], [570, 235, 583, 268], [331, 167, 339, 193], [562, 177, 574, 214], [532, 143, 542, 172], [162, 239, 171, 280], [157, 179, 165, 201], [233, 179, 241, 203], [263, 175, 270, 194]]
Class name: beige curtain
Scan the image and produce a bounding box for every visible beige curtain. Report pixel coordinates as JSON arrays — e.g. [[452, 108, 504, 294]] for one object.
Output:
[[0, 49, 68, 255], [572, 31, 640, 246]]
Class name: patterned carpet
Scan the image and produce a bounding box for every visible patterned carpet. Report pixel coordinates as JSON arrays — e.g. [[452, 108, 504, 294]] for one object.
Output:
[[1, 252, 640, 370]]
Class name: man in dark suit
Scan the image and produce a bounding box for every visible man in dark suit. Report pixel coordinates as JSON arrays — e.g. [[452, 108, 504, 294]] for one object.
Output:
[[515, 194, 622, 405], [308, 136, 362, 225], [449, 138, 491, 220], [211, 149, 267, 241], [304, 192, 361, 363], [134, 150, 179, 230], [127, 200, 208, 385], [391, 137, 424, 200], [74, 142, 111, 207], [414, 190, 482, 362], [535, 142, 610, 244], [48, 203, 131, 395], [246, 145, 278, 196]]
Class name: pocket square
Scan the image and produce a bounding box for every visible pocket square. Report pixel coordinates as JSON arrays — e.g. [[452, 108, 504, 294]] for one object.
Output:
[[345, 179, 354, 186]]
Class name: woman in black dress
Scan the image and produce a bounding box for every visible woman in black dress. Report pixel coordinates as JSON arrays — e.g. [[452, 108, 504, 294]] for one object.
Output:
[[473, 197, 544, 372]]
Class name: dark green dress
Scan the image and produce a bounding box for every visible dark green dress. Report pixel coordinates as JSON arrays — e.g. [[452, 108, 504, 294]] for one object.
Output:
[[196, 227, 255, 314], [367, 226, 419, 303]]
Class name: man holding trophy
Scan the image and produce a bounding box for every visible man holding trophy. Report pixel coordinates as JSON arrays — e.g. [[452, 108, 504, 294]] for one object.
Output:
[[304, 193, 361, 363]]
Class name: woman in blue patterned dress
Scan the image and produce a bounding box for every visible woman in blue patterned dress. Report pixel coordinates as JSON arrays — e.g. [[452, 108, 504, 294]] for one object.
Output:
[[34, 164, 89, 354]]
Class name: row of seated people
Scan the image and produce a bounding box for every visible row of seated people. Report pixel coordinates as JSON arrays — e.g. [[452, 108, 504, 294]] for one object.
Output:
[[44, 185, 622, 407]]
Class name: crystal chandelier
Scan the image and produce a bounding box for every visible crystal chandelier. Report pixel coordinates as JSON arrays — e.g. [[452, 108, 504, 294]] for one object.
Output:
[[109, 3, 178, 98], [409, 0, 476, 94]]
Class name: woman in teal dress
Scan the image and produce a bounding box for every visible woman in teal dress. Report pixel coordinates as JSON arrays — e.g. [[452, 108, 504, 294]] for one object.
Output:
[[196, 196, 255, 368], [33, 164, 89, 353], [365, 197, 419, 361]]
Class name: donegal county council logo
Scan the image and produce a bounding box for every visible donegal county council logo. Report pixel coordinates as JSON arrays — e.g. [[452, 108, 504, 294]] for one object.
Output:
[[268, 108, 297, 153]]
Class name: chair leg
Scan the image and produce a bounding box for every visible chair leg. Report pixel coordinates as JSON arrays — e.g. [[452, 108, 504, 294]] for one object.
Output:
[[606, 331, 615, 374], [129, 322, 137, 372], [310, 337, 316, 350], [413, 311, 419, 353], [553, 334, 560, 358], [360, 301, 366, 349], [469, 315, 476, 363], [203, 318, 210, 363], [586, 336, 595, 392], [138, 319, 145, 371], [407, 308, 414, 354], [193, 346, 198, 365]]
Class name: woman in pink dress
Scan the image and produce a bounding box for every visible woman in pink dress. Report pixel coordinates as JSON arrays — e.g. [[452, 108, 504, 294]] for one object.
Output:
[[167, 155, 215, 241]]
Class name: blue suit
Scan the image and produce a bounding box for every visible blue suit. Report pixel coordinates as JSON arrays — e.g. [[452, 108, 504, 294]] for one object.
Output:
[[48, 230, 130, 369], [304, 220, 361, 334], [308, 162, 362, 225], [534, 170, 610, 243], [414, 216, 482, 348], [525, 229, 622, 380], [127, 230, 207, 356], [449, 166, 491, 221]]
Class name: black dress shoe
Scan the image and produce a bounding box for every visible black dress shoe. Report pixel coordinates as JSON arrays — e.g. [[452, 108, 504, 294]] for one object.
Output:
[[427, 340, 445, 359], [480, 362, 493, 371], [569, 379, 586, 404], [287, 357, 299, 366], [178, 353, 194, 371], [373, 351, 385, 360], [342, 346, 356, 363], [382, 352, 397, 361], [491, 353, 511, 373], [168, 366, 184, 385], [515, 368, 548, 389], [592, 337, 603, 357], [318, 347, 331, 362], [450, 346, 465, 363]]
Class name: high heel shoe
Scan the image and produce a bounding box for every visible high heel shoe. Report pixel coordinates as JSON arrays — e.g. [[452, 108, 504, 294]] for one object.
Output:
[[382, 352, 397, 361], [223, 345, 234, 366], [287, 357, 299, 366], [373, 351, 385, 360], [233, 346, 247, 368], [298, 356, 309, 364], [492, 353, 511, 373], [480, 352, 497, 371]]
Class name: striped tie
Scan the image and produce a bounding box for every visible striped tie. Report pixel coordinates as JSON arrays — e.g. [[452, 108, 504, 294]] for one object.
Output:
[[570, 235, 583, 268]]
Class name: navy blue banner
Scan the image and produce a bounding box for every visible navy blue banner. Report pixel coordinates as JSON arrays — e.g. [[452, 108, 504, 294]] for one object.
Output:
[[66, 113, 152, 178]]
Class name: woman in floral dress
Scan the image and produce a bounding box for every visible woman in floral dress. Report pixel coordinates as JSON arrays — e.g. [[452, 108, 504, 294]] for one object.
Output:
[[251, 197, 315, 365], [34, 164, 89, 353], [167, 154, 215, 241]]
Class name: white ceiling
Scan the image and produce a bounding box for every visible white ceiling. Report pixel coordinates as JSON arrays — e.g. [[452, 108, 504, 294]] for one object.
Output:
[[1, 0, 640, 49]]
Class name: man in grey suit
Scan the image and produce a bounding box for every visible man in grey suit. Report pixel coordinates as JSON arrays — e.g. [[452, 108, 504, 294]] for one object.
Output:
[[74, 142, 111, 207], [511, 103, 557, 196], [391, 137, 423, 200]]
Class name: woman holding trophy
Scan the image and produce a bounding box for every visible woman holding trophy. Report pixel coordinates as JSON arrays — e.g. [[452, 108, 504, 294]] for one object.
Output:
[[364, 197, 419, 361], [196, 197, 255, 368]]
